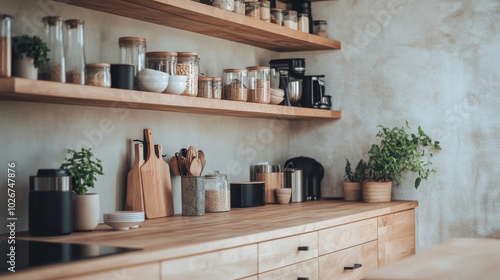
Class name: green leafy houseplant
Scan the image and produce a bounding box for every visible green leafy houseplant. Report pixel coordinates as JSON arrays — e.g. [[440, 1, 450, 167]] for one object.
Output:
[[344, 159, 368, 182], [12, 35, 49, 68], [60, 148, 104, 195], [367, 121, 441, 189]]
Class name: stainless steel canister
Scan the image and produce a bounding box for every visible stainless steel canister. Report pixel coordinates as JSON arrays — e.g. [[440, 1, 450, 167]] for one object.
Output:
[[282, 168, 304, 202], [249, 163, 280, 181]]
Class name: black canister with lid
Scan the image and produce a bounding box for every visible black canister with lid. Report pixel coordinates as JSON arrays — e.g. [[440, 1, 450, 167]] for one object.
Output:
[[29, 169, 72, 236]]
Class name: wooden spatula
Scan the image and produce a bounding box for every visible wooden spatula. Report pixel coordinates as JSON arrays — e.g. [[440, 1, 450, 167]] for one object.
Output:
[[155, 144, 174, 216], [125, 143, 144, 211]]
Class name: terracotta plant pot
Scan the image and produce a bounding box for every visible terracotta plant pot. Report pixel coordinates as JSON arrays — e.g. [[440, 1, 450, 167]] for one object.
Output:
[[343, 182, 362, 201], [361, 181, 392, 203], [73, 193, 100, 231]]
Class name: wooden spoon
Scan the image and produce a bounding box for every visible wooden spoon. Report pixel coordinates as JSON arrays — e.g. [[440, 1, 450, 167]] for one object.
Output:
[[187, 146, 197, 163], [197, 150, 206, 174], [170, 156, 180, 176], [189, 158, 202, 177]]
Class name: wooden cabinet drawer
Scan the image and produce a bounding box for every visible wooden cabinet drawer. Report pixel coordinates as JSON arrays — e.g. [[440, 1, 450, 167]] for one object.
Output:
[[319, 240, 377, 280], [62, 262, 160, 280], [161, 244, 257, 280], [259, 232, 318, 273], [319, 218, 377, 255], [259, 258, 319, 280], [378, 209, 416, 267]]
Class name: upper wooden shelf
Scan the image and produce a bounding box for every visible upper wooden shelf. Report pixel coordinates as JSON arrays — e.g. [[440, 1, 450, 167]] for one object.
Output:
[[58, 0, 341, 52], [0, 78, 342, 120]]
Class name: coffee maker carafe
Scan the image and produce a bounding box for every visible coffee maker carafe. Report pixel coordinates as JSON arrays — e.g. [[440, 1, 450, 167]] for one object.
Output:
[[269, 58, 305, 106]]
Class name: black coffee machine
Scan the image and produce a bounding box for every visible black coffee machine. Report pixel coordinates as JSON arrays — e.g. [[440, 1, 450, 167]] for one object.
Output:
[[284, 156, 324, 200], [269, 58, 305, 106], [302, 75, 332, 109]]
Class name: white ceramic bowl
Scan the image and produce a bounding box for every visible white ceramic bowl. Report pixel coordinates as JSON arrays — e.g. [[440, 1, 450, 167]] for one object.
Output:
[[137, 69, 169, 92], [169, 75, 187, 83], [165, 81, 187, 94], [270, 95, 284, 105], [270, 87, 285, 98], [104, 220, 144, 231]]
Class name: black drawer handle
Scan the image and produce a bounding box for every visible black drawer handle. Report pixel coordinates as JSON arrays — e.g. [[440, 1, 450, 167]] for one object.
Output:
[[298, 246, 309, 251], [297, 278, 309, 280], [344, 263, 362, 270]]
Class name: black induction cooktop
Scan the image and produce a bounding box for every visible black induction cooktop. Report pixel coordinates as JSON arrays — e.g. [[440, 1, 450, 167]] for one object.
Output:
[[0, 239, 141, 274]]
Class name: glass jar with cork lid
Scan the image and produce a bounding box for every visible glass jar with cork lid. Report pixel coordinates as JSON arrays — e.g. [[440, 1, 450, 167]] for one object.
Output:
[[64, 19, 86, 85], [198, 77, 213, 98], [177, 52, 199, 97], [204, 171, 230, 213], [146, 52, 177, 75], [40, 16, 65, 82], [223, 69, 247, 102], [246, 66, 270, 104], [0, 14, 12, 77], [119, 37, 146, 76]]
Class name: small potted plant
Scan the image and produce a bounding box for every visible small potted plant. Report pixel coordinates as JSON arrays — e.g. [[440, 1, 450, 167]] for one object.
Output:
[[363, 121, 441, 202], [11, 35, 49, 80], [343, 159, 367, 201], [60, 148, 104, 231]]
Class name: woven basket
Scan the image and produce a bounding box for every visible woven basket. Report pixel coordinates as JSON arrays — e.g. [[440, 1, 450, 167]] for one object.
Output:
[[362, 181, 392, 202], [343, 182, 362, 201]]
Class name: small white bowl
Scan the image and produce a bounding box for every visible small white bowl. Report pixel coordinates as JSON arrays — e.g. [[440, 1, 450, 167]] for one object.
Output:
[[165, 81, 187, 94], [138, 69, 169, 82], [271, 87, 285, 98], [270, 95, 284, 105], [104, 220, 144, 231], [169, 75, 187, 83]]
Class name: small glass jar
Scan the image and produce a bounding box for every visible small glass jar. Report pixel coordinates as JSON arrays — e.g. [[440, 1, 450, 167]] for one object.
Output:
[[245, 2, 260, 20], [146, 52, 177, 75], [314, 20, 327, 38], [204, 172, 230, 213], [212, 77, 222, 99], [64, 19, 86, 85], [270, 8, 283, 25], [223, 69, 247, 102], [212, 0, 234, 11], [40, 16, 65, 82], [233, 0, 245, 15], [283, 10, 298, 30], [85, 63, 111, 88], [0, 14, 12, 78], [260, 1, 271, 22], [119, 37, 146, 76], [177, 52, 199, 97], [298, 13, 309, 33], [198, 77, 213, 98], [246, 66, 270, 104]]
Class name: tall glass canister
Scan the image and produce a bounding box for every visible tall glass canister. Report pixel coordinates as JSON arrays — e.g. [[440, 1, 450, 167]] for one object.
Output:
[[64, 19, 86, 84], [119, 37, 146, 76], [177, 52, 199, 97], [40, 16, 65, 82], [0, 14, 12, 77], [246, 66, 270, 104]]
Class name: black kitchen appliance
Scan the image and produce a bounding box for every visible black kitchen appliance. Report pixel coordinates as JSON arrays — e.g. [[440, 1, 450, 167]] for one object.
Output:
[[231, 182, 265, 207], [290, 0, 313, 34], [269, 58, 305, 107], [284, 157, 324, 200], [302, 75, 332, 109]]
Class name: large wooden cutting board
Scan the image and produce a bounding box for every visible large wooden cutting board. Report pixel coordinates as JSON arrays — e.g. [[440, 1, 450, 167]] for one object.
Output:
[[125, 143, 145, 211], [140, 129, 168, 218], [155, 144, 174, 216]]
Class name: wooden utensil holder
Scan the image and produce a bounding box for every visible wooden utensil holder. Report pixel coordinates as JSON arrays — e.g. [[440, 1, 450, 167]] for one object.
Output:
[[255, 172, 282, 204]]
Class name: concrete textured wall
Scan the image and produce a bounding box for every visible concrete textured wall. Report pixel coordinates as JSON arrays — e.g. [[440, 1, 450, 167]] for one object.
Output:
[[1, 0, 499, 252]]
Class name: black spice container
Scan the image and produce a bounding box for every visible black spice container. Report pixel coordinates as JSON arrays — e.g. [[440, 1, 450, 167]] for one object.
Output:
[[29, 169, 72, 236], [230, 182, 265, 208]]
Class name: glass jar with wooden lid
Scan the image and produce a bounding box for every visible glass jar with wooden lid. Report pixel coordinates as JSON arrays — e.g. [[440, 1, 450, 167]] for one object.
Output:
[[118, 37, 146, 76], [246, 66, 270, 104], [284, 10, 298, 30], [198, 77, 213, 99], [177, 52, 199, 97], [260, 1, 271, 22], [0, 14, 12, 77], [40, 16, 65, 82], [85, 63, 111, 88], [223, 69, 247, 102], [212, 77, 222, 99], [270, 8, 283, 25], [146, 52, 177, 75], [245, 2, 260, 19]]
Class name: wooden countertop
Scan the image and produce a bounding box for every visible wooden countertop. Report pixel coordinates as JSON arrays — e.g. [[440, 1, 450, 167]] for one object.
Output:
[[2, 200, 417, 280], [364, 238, 500, 280]]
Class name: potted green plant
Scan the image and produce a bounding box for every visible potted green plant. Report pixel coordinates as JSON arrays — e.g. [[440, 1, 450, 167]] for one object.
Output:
[[343, 159, 367, 201], [60, 148, 104, 231], [363, 121, 441, 202], [11, 35, 49, 80]]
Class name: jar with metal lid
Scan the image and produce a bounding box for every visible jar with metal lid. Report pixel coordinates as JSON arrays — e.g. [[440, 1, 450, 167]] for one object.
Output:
[[177, 52, 199, 96], [198, 77, 212, 98], [298, 13, 309, 33], [212, 77, 222, 99], [64, 19, 86, 85], [204, 171, 230, 213], [233, 0, 245, 14], [146, 52, 177, 75], [260, 1, 271, 22], [40, 16, 65, 82], [119, 37, 146, 76], [270, 8, 283, 25], [283, 10, 298, 30], [85, 63, 111, 88], [314, 20, 327, 38], [223, 69, 247, 102], [0, 14, 12, 77], [245, 2, 260, 19], [213, 0, 234, 11], [246, 66, 270, 104]]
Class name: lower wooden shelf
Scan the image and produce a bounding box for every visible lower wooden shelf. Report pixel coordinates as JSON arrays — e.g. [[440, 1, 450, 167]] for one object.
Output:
[[0, 78, 342, 120]]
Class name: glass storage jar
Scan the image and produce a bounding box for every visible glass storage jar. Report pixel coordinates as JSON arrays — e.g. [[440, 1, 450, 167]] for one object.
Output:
[[0, 14, 12, 77], [146, 52, 177, 75], [212, 0, 234, 11], [64, 19, 86, 85], [283, 10, 298, 30], [298, 13, 309, 33], [260, 1, 271, 22], [314, 20, 327, 37], [270, 8, 283, 25], [245, 2, 260, 19], [198, 77, 212, 98], [119, 37, 146, 76], [177, 52, 199, 97], [40, 16, 65, 82], [212, 77, 222, 99], [233, 0, 245, 14], [223, 69, 247, 102], [85, 63, 111, 88], [246, 66, 270, 104], [204, 172, 230, 213]]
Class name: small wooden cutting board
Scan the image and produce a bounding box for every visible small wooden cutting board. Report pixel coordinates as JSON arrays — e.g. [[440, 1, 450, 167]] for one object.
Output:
[[125, 143, 145, 211], [155, 144, 174, 216]]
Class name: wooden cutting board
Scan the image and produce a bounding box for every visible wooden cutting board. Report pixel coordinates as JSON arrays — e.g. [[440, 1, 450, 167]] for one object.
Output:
[[125, 143, 145, 211], [140, 129, 168, 219], [155, 144, 174, 216]]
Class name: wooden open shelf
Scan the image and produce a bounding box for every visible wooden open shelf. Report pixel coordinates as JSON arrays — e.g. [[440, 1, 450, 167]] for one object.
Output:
[[58, 0, 341, 52], [0, 78, 341, 120]]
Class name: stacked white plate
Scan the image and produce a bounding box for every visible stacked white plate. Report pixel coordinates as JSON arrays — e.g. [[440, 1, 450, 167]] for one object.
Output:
[[103, 211, 145, 231]]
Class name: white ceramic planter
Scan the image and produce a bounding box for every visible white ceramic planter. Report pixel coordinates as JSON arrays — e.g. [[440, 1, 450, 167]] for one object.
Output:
[[12, 57, 38, 80], [73, 193, 100, 231]]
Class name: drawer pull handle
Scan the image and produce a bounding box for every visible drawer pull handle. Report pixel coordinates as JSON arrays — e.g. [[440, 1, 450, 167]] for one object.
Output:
[[298, 246, 309, 251], [344, 263, 362, 270], [297, 278, 309, 280]]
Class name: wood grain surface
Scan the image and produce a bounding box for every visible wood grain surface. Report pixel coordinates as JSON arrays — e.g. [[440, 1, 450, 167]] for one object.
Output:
[[255, 172, 282, 204], [259, 259, 319, 280], [125, 143, 145, 211], [377, 209, 416, 267], [319, 218, 378, 255], [155, 144, 174, 216], [61, 262, 160, 280]]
